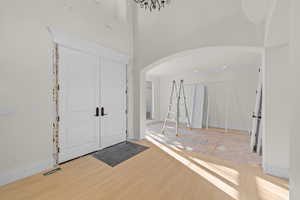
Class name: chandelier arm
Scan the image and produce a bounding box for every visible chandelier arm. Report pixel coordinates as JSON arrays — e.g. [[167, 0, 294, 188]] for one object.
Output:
[[156, 0, 161, 10]]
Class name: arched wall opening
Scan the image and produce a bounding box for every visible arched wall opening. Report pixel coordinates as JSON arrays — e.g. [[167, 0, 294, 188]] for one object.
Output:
[[138, 45, 265, 165]]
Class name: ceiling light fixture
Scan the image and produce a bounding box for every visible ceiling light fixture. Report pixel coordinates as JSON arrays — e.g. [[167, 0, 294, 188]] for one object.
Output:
[[133, 0, 170, 11]]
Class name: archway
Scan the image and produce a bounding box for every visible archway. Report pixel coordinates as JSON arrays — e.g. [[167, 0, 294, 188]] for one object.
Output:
[[139, 45, 265, 164]]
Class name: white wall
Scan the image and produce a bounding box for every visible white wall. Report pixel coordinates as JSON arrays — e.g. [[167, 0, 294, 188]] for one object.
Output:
[[0, 0, 133, 185], [134, 0, 264, 68], [262, 0, 290, 179], [158, 65, 259, 131], [146, 75, 160, 121], [290, 0, 300, 198], [264, 46, 290, 178]]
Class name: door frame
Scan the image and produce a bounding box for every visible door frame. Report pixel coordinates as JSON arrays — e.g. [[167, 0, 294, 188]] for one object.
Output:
[[145, 81, 154, 120], [48, 28, 129, 165]]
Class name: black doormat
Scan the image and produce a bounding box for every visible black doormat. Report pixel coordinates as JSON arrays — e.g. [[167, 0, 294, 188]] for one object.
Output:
[[92, 141, 149, 167]]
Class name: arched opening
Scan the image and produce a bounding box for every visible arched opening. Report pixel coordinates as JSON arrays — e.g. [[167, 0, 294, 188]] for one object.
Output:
[[139, 46, 265, 166]]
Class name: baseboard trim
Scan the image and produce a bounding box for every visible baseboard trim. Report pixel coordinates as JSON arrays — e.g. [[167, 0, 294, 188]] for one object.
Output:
[[146, 120, 161, 123], [264, 164, 289, 179], [0, 159, 54, 186]]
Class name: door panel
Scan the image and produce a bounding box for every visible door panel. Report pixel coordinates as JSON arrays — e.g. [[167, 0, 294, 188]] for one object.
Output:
[[100, 59, 126, 148], [59, 47, 100, 163]]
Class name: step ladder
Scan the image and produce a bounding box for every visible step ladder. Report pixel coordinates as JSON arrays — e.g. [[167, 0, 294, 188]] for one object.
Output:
[[161, 80, 191, 136], [250, 68, 263, 155]]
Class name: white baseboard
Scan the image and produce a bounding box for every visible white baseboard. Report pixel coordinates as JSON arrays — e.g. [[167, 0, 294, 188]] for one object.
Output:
[[146, 120, 161, 124], [264, 164, 289, 179], [0, 159, 54, 186]]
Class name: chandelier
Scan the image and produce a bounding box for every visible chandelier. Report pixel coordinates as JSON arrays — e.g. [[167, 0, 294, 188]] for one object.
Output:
[[133, 0, 170, 11]]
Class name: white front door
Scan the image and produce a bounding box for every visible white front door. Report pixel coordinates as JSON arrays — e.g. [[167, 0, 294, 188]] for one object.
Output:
[[100, 59, 126, 148], [58, 46, 100, 163]]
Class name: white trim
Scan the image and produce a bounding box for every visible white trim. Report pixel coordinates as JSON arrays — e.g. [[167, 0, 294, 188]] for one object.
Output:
[[0, 159, 53, 186], [262, 49, 267, 171], [264, 164, 289, 179], [151, 81, 155, 120], [140, 71, 146, 139], [47, 27, 129, 64], [146, 120, 162, 124]]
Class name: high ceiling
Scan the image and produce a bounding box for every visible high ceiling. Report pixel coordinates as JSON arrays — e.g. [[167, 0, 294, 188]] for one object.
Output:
[[146, 48, 262, 76], [134, 0, 266, 67]]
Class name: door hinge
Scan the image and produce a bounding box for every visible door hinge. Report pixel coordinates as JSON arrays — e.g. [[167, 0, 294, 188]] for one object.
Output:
[[57, 84, 60, 91], [125, 109, 128, 114], [57, 147, 60, 153], [57, 116, 60, 122]]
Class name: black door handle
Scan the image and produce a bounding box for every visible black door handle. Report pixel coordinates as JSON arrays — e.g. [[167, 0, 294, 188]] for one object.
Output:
[[101, 107, 108, 116], [95, 107, 99, 117]]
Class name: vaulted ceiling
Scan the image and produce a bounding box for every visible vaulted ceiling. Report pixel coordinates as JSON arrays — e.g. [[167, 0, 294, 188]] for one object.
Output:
[[133, 0, 267, 67], [147, 47, 261, 76]]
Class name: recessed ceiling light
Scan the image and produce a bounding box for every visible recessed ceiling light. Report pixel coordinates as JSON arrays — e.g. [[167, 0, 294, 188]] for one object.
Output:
[[194, 69, 199, 73]]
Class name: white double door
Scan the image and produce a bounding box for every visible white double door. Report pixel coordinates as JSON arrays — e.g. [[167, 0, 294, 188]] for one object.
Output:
[[58, 46, 126, 163]]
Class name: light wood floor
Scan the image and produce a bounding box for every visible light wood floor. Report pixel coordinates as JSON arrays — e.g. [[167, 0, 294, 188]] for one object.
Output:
[[0, 140, 289, 200], [146, 123, 262, 165]]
